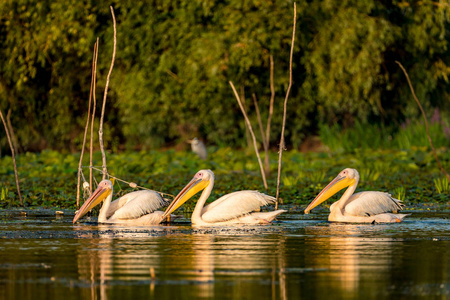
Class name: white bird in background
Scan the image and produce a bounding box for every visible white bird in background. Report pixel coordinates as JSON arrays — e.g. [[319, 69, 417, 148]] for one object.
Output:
[[188, 137, 207, 160], [73, 180, 169, 225], [162, 169, 286, 226], [304, 168, 409, 223]]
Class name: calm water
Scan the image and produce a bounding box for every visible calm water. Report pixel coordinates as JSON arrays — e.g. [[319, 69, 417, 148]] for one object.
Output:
[[0, 211, 449, 299]]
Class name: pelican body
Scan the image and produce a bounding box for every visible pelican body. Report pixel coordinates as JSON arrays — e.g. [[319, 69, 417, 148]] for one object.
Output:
[[304, 168, 409, 223], [162, 170, 286, 226], [73, 180, 168, 225]]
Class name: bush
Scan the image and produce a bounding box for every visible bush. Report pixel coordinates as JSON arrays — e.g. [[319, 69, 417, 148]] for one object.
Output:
[[0, 0, 449, 152]]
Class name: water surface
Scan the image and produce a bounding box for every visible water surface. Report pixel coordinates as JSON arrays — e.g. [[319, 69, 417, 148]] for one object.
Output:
[[0, 211, 448, 299]]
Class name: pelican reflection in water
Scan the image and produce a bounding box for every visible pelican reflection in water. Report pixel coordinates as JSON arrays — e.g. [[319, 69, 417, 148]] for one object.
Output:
[[73, 179, 169, 225], [305, 225, 399, 295], [74, 232, 289, 300], [162, 169, 286, 226], [304, 168, 409, 223]]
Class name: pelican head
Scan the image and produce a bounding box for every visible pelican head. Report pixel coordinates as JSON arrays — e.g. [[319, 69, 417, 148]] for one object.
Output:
[[161, 169, 213, 219], [304, 168, 359, 214], [73, 180, 113, 223]]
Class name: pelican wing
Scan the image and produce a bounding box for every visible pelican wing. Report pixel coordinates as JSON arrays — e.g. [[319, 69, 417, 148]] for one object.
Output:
[[108, 190, 168, 220], [201, 190, 276, 223], [342, 191, 403, 217], [106, 196, 128, 218]]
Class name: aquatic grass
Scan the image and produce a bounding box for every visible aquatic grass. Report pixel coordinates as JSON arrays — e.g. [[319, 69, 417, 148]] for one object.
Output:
[[393, 186, 406, 201], [0, 187, 13, 206], [318, 124, 345, 152], [359, 168, 381, 183], [372, 160, 399, 174], [281, 169, 325, 190], [395, 120, 450, 149], [307, 170, 326, 185], [1, 187, 7, 202], [319, 110, 450, 152], [282, 175, 298, 187], [319, 121, 392, 152], [434, 177, 449, 194], [395, 108, 450, 160]]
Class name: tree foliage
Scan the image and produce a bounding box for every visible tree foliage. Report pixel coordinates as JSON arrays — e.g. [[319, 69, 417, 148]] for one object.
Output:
[[0, 0, 449, 152]]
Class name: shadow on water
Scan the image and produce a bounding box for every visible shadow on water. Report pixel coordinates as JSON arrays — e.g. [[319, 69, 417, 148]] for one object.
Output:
[[0, 211, 448, 299]]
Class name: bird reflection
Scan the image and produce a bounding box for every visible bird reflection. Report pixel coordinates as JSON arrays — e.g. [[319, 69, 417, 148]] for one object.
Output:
[[305, 224, 397, 297], [183, 235, 215, 297], [76, 238, 111, 300], [73, 226, 288, 300]]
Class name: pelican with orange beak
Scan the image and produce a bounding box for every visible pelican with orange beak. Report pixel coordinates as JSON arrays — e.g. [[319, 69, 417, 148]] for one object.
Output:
[[304, 168, 409, 223], [73, 180, 169, 225], [161, 170, 286, 226]]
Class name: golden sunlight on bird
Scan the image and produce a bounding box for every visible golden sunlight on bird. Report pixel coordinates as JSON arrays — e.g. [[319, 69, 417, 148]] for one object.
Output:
[[161, 169, 286, 226], [304, 168, 409, 223], [73, 179, 169, 225]]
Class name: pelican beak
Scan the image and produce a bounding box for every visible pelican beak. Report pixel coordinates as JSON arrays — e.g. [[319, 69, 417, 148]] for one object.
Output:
[[304, 174, 355, 214], [73, 184, 111, 223], [161, 177, 209, 220]]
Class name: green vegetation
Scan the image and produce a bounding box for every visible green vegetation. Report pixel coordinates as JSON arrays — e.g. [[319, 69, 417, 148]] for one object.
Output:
[[0, 148, 448, 210], [434, 177, 449, 194], [319, 108, 450, 152], [1, 0, 449, 151], [0, 1, 448, 210]]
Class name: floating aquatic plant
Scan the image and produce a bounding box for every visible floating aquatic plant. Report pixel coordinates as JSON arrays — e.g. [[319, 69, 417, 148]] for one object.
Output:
[[0, 148, 448, 208]]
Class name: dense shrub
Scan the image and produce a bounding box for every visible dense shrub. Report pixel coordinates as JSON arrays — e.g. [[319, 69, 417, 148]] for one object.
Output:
[[0, 0, 449, 152]]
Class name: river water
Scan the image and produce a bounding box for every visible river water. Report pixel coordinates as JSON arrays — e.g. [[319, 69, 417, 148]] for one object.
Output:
[[0, 210, 448, 299]]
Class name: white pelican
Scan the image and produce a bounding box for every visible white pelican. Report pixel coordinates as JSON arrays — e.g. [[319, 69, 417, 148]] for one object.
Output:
[[304, 168, 409, 223], [73, 180, 169, 225], [187, 137, 207, 160], [161, 169, 286, 226]]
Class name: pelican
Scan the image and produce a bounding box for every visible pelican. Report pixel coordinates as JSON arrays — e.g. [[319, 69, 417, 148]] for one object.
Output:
[[161, 170, 286, 226], [304, 168, 409, 223], [73, 179, 169, 225], [187, 137, 207, 160]]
